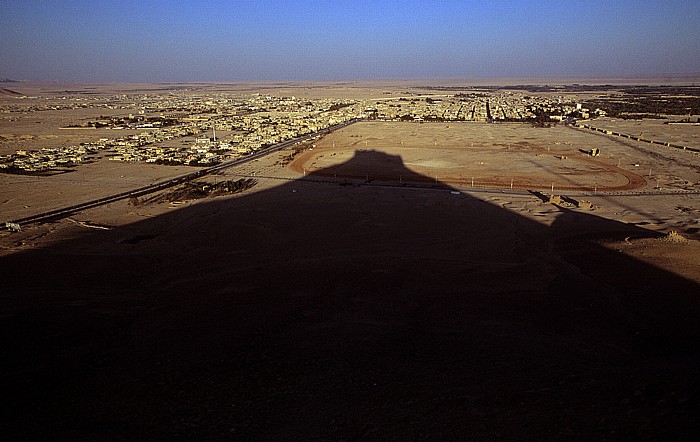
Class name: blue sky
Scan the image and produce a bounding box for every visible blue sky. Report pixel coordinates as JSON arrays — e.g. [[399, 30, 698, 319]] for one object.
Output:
[[1, 0, 699, 82]]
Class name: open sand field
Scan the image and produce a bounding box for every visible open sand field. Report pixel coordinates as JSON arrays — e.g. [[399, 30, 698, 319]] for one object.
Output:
[[587, 116, 700, 150], [0, 108, 141, 155], [291, 121, 654, 191], [1, 86, 700, 439], [0, 159, 198, 220]]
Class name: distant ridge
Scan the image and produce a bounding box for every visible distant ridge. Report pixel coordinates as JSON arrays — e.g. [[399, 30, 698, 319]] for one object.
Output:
[[0, 88, 23, 96], [0, 78, 19, 83]]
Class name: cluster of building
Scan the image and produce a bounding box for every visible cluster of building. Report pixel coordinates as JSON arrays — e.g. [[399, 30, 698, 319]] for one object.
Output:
[[104, 95, 364, 166], [369, 92, 604, 122], [0, 90, 604, 173], [0, 145, 97, 173], [0, 94, 366, 172]]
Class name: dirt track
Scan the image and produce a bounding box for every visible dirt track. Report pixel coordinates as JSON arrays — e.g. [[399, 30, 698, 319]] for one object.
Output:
[[290, 123, 648, 191]]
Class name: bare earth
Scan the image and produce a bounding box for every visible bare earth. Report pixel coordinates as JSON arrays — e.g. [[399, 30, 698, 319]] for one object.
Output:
[[290, 122, 650, 191], [1, 84, 700, 439]]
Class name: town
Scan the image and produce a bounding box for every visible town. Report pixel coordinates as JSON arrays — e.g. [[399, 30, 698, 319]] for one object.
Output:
[[0, 90, 604, 174]]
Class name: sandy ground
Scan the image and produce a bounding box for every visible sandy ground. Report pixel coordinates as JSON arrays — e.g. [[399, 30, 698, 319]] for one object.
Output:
[[590, 116, 700, 150], [290, 122, 656, 191], [0, 158, 198, 220], [1, 90, 700, 439], [0, 105, 144, 155], [2, 144, 700, 439]]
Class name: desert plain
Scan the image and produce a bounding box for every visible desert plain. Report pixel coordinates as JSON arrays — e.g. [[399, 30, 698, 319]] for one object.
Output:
[[1, 82, 700, 439]]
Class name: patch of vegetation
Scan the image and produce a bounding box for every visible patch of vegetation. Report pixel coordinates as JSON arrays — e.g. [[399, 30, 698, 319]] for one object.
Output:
[[328, 103, 353, 111], [141, 178, 257, 205], [618, 113, 666, 120], [154, 159, 185, 166], [582, 86, 700, 117], [0, 166, 74, 176], [278, 144, 308, 166]]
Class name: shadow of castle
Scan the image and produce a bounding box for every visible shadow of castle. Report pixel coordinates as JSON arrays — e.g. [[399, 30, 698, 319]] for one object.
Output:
[[1, 150, 699, 439]]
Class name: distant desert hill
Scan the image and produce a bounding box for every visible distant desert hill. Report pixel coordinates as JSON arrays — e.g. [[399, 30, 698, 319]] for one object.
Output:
[[0, 87, 23, 96]]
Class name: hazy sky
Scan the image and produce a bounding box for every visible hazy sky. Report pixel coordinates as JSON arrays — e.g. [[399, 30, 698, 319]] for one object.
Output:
[[1, 0, 699, 82]]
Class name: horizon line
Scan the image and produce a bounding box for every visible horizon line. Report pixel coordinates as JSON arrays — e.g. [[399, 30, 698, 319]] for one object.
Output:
[[4, 73, 700, 87]]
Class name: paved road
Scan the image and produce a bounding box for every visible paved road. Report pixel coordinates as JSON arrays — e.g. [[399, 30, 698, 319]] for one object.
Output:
[[4, 116, 698, 231], [2, 119, 361, 230]]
